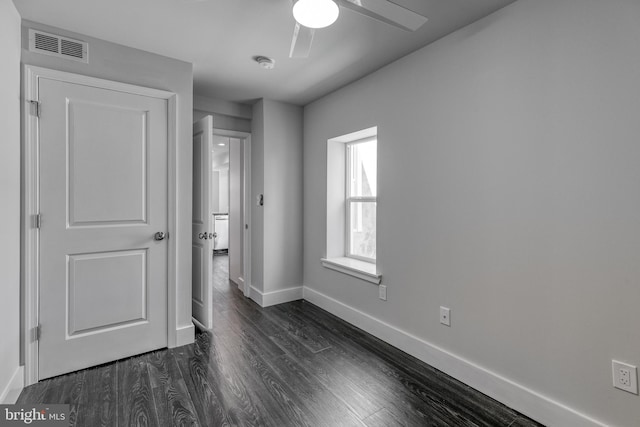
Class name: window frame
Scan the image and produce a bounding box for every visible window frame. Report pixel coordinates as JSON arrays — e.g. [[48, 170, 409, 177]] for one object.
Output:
[[345, 136, 377, 263]]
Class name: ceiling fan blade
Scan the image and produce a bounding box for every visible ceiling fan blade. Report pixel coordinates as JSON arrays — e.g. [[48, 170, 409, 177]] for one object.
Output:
[[289, 22, 315, 58], [338, 0, 427, 31]]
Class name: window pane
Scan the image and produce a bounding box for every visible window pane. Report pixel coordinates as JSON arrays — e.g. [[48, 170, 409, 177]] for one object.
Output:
[[349, 201, 376, 260], [348, 140, 377, 197]]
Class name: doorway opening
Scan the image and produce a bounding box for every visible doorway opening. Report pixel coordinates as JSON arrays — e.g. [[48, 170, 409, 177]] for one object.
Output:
[[192, 116, 251, 330], [212, 129, 251, 301]]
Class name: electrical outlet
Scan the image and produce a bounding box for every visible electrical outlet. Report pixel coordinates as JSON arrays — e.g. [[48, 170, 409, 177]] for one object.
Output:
[[440, 306, 451, 327], [379, 285, 387, 301], [612, 360, 638, 394]]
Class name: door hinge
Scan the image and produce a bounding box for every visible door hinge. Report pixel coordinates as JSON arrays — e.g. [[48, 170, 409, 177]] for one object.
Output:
[[29, 100, 40, 118], [33, 214, 41, 229], [33, 325, 41, 341]]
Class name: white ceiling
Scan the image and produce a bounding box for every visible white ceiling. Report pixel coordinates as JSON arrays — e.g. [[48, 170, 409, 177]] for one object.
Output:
[[13, 0, 516, 106]]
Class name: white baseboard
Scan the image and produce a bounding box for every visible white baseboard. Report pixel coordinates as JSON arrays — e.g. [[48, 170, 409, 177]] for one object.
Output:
[[249, 286, 263, 305], [303, 286, 608, 427], [250, 285, 303, 308], [173, 323, 195, 347], [236, 277, 250, 296], [230, 276, 243, 289], [235, 276, 244, 289], [0, 366, 24, 404]]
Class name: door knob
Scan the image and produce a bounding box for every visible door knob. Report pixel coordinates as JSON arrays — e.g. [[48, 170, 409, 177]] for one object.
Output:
[[154, 231, 166, 241], [198, 232, 208, 240]]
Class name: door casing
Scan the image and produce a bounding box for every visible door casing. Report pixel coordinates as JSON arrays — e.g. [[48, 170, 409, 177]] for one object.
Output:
[[21, 65, 179, 385]]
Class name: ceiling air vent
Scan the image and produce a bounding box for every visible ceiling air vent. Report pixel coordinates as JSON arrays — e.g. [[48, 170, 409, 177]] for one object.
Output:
[[29, 29, 89, 64]]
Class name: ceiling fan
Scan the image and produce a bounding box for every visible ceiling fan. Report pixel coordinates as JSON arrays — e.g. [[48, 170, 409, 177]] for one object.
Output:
[[289, 0, 428, 58]]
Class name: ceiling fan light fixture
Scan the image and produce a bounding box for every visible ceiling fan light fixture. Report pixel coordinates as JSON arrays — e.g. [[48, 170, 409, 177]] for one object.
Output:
[[293, 0, 340, 29]]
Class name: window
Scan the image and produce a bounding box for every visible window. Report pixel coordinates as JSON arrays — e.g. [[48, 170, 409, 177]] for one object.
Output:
[[322, 127, 381, 285], [346, 138, 377, 262]]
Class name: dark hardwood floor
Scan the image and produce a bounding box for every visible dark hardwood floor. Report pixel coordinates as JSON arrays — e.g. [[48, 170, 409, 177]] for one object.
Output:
[[18, 255, 544, 427]]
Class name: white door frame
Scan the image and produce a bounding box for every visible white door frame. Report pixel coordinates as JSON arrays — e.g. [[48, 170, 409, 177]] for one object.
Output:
[[21, 65, 179, 386], [212, 128, 252, 298]]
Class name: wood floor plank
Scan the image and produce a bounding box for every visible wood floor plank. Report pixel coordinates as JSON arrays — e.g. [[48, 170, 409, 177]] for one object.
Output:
[[362, 408, 404, 427], [117, 355, 159, 427], [146, 350, 200, 427], [39, 371, 86, 427], [75, 364, 117, 427], [211, 306, 285, 360], [172, 343, 235, 427], [212, 320, 370, 427], [318, 345, 473, 426], [15, 379, 50, 404], [267, 303, 463, 424], [263, 303, 333, 353], [318, 313, 497, 425], [265, 353, 366, 426], [292, 300, 519, 426], [233, 304, 383, 420], [194, 331, 274, 427], [206, 326, 314, 427]]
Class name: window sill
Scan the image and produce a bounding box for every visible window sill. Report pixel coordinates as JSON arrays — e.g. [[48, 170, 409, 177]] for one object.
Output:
[[321, 257, 382, 285]]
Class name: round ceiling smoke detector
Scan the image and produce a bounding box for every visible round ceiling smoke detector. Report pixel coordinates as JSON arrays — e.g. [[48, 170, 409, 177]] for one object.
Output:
[[254, 56, 275, 70]]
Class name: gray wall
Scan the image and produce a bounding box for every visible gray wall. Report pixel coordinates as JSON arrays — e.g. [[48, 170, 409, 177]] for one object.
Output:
[[22, 20, 195, 346], [194, 94, 251, 132], [263, 100, 304, 293], [302, 0, 640, 426], [193, 111, 251, 133], [252, 99, 304, 296], [0, 0, 22, 403]]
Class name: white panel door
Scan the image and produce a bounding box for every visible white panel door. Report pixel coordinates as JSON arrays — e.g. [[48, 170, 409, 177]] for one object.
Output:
[[38, 77, 168, 380], [192, 116, 213, 329]]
